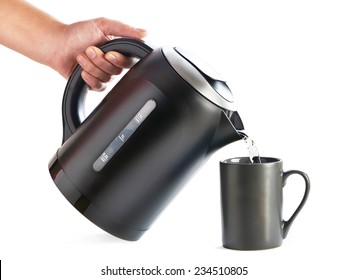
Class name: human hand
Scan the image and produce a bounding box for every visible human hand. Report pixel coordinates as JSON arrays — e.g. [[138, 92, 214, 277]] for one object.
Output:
[[0, 1, 146, 90], [54, 17, 147, 91]]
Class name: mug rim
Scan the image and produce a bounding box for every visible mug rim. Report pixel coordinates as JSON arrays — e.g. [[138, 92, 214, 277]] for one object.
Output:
[[221, 157, 282, 165]]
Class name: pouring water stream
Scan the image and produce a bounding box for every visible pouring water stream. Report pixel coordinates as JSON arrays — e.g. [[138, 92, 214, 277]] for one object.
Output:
[[238, 131, 262, 163]]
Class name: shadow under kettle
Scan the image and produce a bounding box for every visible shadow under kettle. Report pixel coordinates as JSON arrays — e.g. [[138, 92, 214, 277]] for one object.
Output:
[[49, 38, 244, 241]]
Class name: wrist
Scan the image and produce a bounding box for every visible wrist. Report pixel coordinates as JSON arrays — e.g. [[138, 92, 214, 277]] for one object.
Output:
[[45, 22, 70, 76]]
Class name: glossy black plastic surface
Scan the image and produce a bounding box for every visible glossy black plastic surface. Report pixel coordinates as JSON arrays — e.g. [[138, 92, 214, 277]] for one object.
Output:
[[49, 39, 243, 240]]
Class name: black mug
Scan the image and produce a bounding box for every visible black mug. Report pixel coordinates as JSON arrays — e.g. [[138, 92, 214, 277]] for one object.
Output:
[[220, 157, 310, 250]]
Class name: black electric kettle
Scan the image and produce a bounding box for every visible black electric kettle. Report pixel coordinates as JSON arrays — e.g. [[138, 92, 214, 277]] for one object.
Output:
[[49, 38, 244, 241]]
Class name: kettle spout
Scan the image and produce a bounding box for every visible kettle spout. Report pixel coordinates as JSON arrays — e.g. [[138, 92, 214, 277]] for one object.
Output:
[[209, 111, 244, 153]]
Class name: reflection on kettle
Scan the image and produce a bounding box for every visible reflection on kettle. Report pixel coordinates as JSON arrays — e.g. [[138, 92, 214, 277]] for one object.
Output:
[[49, 38, 244, 241]]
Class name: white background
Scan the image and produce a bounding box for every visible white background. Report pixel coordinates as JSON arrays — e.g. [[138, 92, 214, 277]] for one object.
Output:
[[1, 0, 346, 279]]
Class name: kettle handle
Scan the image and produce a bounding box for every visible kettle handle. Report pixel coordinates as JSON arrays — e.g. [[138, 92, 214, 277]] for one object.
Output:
[[61, 38, 153, 142]]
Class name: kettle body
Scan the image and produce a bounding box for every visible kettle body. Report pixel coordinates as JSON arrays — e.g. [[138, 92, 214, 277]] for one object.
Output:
[[49, 38, 244, 241]]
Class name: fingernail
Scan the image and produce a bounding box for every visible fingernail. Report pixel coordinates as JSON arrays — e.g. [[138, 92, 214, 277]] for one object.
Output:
[[135, 28, 146, 32], [106, 53, 117, 64], [135, 28, 147, 36], [77, 55, 86, 67], [86, 47, 96, 59]]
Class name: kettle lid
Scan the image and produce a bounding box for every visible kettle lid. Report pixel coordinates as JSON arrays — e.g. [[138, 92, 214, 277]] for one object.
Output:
[[162, 47, 236, 111]]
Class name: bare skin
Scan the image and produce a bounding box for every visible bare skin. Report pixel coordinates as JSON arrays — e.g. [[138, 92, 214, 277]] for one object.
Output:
[[0, 0, 147, 90]]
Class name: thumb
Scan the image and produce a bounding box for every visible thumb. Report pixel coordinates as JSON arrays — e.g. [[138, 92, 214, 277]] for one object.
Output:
[[95, 17, 147, 39]]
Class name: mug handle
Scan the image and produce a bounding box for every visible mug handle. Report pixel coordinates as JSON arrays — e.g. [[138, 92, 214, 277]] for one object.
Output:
[[282, 170, 310, 238]]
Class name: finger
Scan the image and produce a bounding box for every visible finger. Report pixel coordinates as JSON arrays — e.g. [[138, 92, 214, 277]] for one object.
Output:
[[95, 17, 147, 39], [105, 51, 137, 69], [76, 53, 113, 83], [81, 70, 106, 92], [85, 46, 123, 75]]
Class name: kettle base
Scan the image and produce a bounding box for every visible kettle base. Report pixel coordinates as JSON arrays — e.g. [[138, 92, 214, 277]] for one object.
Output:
[[49, 154, 147, 241]]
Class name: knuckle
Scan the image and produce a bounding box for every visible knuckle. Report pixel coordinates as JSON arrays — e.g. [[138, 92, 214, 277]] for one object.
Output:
[[81, 70, 103, 91], [99, 74, 112, 83]]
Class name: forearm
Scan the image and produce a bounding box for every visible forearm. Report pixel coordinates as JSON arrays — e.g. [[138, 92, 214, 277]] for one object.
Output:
[[0, 0, 147, 90], [0, 0, 65, 67]]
